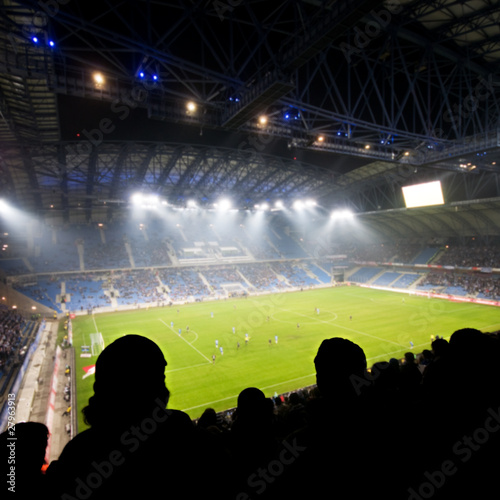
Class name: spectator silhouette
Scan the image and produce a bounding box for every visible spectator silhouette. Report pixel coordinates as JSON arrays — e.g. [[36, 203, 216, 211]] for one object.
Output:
[[229, 387, 279, 490], [272, 338, 406, 499], [414, 328, 500, 498], [1, 421, 49, 500], [45, 334, 229, 499], [399, 351, 422, 398]]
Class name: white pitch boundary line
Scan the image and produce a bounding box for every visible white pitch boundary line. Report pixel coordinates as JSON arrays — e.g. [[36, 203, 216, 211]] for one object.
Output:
[[365, 342, 431, 363], [182, 373, 317, 412], [166, 362, 209, 374], [274, 305, 405, 348], [181, 342, 436, 412], [158, 319, 211, 363], [482, 323, 500, 330]]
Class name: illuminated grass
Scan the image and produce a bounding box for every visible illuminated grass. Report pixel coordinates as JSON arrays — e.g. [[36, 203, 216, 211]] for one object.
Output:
[[71, 286, 500, 431]]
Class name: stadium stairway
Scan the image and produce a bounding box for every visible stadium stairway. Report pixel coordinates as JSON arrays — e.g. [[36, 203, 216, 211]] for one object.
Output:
[[198, 272, 213, 292], [265, 235, 281, 258], [302, 264, 321, 283], [409, 274, 427, 289], [125, 241, 135, 268], [22, 257, 34, 273], [76, 242, 85, 271], [344, 266, 360, 281], [165, 242, 179, 265], [371, 269, 393, 284], [237, 269, 254, 289]]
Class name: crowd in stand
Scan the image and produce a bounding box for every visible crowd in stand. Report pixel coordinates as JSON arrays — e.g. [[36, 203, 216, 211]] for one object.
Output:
[[157, 269, 210, 300], [0, 306, 25, 374], [421, 271, 500, 299], [271, 262, 312, 288], [436, 243, 500, 268], [132, 236, 172, 267], [4, 328, 499, 499], [201, 266, 242, 292], [110, 269, 165, 306], [238, 263, 281, 290]]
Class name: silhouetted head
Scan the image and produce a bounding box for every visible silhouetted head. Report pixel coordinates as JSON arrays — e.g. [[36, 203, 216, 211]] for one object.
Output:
[[314, 337, 367, 399], [82, 335, 170, 428], [431, 337, 449, 358], [237, 387, 267, 414], [233, 387, 274, 427], [404, 352, 415, 365], [1, 421, 49, 474]]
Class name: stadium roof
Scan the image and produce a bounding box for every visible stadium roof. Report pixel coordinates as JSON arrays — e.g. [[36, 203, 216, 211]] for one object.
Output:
[[0, 0, 500, 236]]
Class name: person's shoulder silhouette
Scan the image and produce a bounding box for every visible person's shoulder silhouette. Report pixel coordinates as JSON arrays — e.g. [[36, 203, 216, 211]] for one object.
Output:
[[45, 334, 206, 499]]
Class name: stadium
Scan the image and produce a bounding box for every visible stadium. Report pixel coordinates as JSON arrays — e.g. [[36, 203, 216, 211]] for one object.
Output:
[[1, 1, 500, 498]]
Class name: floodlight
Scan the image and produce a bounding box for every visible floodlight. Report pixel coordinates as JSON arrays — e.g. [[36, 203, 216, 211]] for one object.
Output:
[[274, 201, 284, 210], [331, 209, 354, 220], [293, 200, 304, 210], [93, 72, 105, 85], [217, 198, 231, 211], [186, 101, 197, 113], [131, 193, 143, 205]]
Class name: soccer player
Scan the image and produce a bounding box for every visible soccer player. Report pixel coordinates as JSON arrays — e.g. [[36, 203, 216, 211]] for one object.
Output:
[[178, 328, 181, 335], [215, 339, 218, 348], [237, 341, 240, 349], [212, 354, 216, 364], [275, 335, 278, 344], [409, 341, 414, 349], [245, 333, 249, 345], [220, 346, 223, 355], [210, 311, 214, 318], [232, 326, 235, 334], [269, 339, 272, 346], [170, 321, 174, 328]]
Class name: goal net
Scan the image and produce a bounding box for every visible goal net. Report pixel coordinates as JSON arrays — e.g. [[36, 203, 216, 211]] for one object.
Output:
[[90, 332, 105, 357]]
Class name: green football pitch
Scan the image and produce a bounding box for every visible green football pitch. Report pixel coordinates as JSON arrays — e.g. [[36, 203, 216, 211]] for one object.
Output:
[[71, 286, 500, 431]]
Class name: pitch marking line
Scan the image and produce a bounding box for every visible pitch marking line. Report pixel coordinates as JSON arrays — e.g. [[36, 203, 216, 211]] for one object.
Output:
[[181, 342, 435, 413], [182, 373, 316, 412], [276, 306, 405, 348], [158, 319, 211, 364], [166, 362, 209, 374]]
